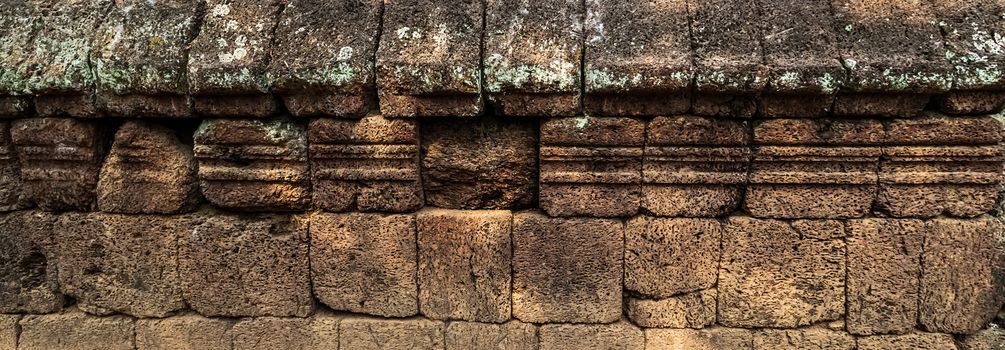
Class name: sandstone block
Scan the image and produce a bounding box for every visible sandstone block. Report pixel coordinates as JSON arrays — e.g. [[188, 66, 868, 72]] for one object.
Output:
[[539, 322, 644, 350], [847, 219, 924, 335], [0, 0, 40, 107], [310, 212, 417, 317], [231, 314, 339, 350], [417, 209, 511, 322], [445, 321, 538, 350], [180, 214, 312, 317], [421, 117, 537, 209], [718, 217, 845, 328], [0, 314, 16, 350], [18, 311, 134, 350], [0, 122, 25, 211], [753, 328, 855, 350], [689, 0, 766, 117], [97, 121, 198, 214], [540, 116, 643, 217], [645, 327, 754, 350], [857, 333, 958, 350], [270, 0, 381, 117], [0, 211, 61, 313], [625, 217, 720, 297], [11, 118, 104, 211], [626, 290, 716, 329], [309, 116, 422, 212], [512, 212, 622, 323], [339, 317, 445, 350], [136, 314, 236, 350], [960, 327, 1005, 350], [194, 119, 309, 211]]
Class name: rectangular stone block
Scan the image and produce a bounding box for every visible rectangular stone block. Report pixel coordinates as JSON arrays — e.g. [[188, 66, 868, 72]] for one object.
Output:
[[539, 322, 644, 350], [625, 216, 720, 297], [0, 211, 61, 314], [11, 118, 104, 211], [932, 0, 1005, 114], [719, 217, 845, 328], [754, 328, 855, 350], [484, 0, 581, 116], [136, 314, 235, 350], [583, 0, 692, 116], [0, 121, 25, 211], [194, 119, 309, 211], [270, 0, 381, 117], [179, 214, 312, 317], [340, 317, 445, 350], [377, 0, 483, 117], [643, 116, 749, 217], [0, 0, 40, 109], [231, 314, 339, 350], [309, 116, 422, 212], [18, 311, 134, 350], [645, 327, 753, 350], [690, 0, 767, 117], [847, 219, 924, 335], [939, 91, 1005, 116], [310, 212, 417, 317], [445, 321, 537, 350], [857, 333, 958, 350], [512, 212, 622, 323], [417, 209, 511, 322], [626, 290, 716, 329], [0, 314, 16, 350], [540, 116, 643, 217]]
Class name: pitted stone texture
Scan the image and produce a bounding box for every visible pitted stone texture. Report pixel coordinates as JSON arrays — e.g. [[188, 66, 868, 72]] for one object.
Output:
[[18, 311, 135, 350], [310, 213, 417, 318], [91, 0, 200, 117], [645, 328, 754, 350], [0, 0, 41, 100], [0, 314, 16, 350], [539, 322, 644, 350], [690, 0, 766, 117], [194, 119, 309, 212], [626, 290, 716, 329], [960, 327, 1005, 350], [136, 314, 236, 350], [421, 117, 537, 210], [625, 217, 720, 297], [309, 116, 422, 213], [754, 328, 856, 350], [270, 0, 381, 117], [833, 93, 932, 118], [11, 118, 104, 211], [540, 116, 643, 217], [847, 219, 924, 335], [377, 0, 483, 117], [180, 214, 312, 317], [417, 209, 511, 323], [97, 121, 198, 214], [0, 97, 30, 118], [939, 91, 1005, 116], [719, 217, 846, 328], [231, 315, 340, 350], [445, 321, 538, 350], [512, 212, 622, 323], [0, 211, 61, 314], [931, 0, 1005, 94], [920, 217, 1005, 334], [340, 317, 445, 350], [583, 0, 692, 116], [0, 121, 26, 211], [484, 0, 581, 116], [857, 333, 959, 350]]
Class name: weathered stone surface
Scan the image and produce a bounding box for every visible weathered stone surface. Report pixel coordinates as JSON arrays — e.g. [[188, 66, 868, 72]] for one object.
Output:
[[484, 0, 581, 116], [54, 213, 185, 318], [583, 0, 691, 116], [309, 116, 422, 212], [939, 91, 1005, 115], [0, 97, 30, 118], [97, 121, 198, 214], [857, 333, 959, 350], [931, 0, 1005, 115], [11, 118, 104, 211], [847, 219, 924, 335], [753, 328, 856, 350], [625, 217, 720, 297], [0, 314, 16, 350], [0, 211, 61, 314], [421, 117, 537, 209], [0, 0, 41, 105], [645, 327, 754, 350], [539, 322, 644, 350], [270, 0, 381, 117], [377, 0, 483, 117], [231, 314, 340, 350], [340, 317, 445, 350], [417, 209, 511, 323], [512, 212, 622, 323], [136, 314, 235, 350], [920, 217, 1005, 334], [445, 321, 538, 350], [18, 310, 134, 350], [0, 121, 25, 211], [180, 214, 312, 317], [960, 327, 1005, 350], [719, 217, 846, 328], [689, 0, 766, 117], [91, 0, 200, 117], [194, 119, 309, 211], [643, 116, 749, 217], [310, 212, 417, 317], [540, 116, 643, 217], [626, 290, 716, 329]]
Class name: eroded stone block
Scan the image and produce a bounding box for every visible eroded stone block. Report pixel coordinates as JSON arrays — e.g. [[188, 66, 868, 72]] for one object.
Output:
[[857, 333, 958, 350], [231, 314, 339, 350], [939, 91, 1005, 115], [340, 317, 445, 350], [645, 328, 753, 350], [309, 116, 422, 212], [0, 0, 40, 112], [11, 118, 104, 211], [0, 122, 25, 211], [932, 0, 1005, 115], [136, 314, 235, 350], [689, 0, 766, 117], [539, 322, 644, 350], [310, 213, 417, 317], [512, 212, 622, 323], [754, 328, 855, 350], [0, 314, 16, 350], [847, 219, 924, 335], [626, 290, 716, 329], [18, 311, 134, 350], [625, 216, 720, 297], [445, 321, 537, 350], [0, 211, 61, 314]]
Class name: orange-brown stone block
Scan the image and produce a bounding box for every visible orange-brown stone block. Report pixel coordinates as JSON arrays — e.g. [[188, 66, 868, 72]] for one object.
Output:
[[11, 118, 104, 211], [645, 327, 753, 350], [856, 333, 958, 350], [847, 218, 924, 335], [624, 216, 720, 297], [754, 328, 856, 350], [445, 321, 537, 350], [231, 314, 340, 349], [18, 310, 135, 350], [538, 322, 644, 350], [135, 314, 235, 350], [0, 211, 61, 314], [626, 290, 716, 329], [339, 317, 445, 350]]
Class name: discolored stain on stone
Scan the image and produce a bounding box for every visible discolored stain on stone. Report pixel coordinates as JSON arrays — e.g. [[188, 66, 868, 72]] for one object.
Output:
[[624, 216, 720, 297], [445, 321, 538, 350], [136, 314, 236, 350], [339, 317, 445, 350], [18, 310, 135, 350], [11, 118, 105, 211], [846, 218, 924, 335], [0, 211, 62, 314]]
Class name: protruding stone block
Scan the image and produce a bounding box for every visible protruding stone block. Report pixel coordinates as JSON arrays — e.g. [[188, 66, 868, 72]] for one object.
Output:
[[689, 0, 767, 117], [310, 213, 417, 317], [377, 0, 483, 117], [540, 116, 643, 217], [583, 0, 691, 116], [626, 290, 716, 329], [91, 0, 200, 117], [18, 311, 135, 350], [625, 217, 720, 297], [645, 328, 753, 350], [194, 119, 309, 211], [97, 121, 198, 214], [847, 219, 924, 335], [340, 317, 445, 350], [136, 314, 236, 350], [747, 118, 883, 219], [0, 211, 61, 314], [0, 0, 40, 116], [309, 116, 422, 212], [0, 121, 26, 211], [754, 328, 856, 349], [719, 217, 845, 328], [932, 0, 1005, 115], [539, 322, 644, 350], [643, 116, 749, 216], [857, 333, 959, 350], [445, 321, 538, 350], [421, 117, 537, 209], [270, 0, 381, 117], [11, 118, 104, 211], [179, 214, 312, 317], [512, 212, 622, 323], [231, 315, 340, 350]]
